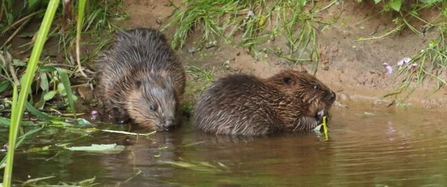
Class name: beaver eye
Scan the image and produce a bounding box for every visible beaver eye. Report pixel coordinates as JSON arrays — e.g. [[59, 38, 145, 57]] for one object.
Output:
[[313, 84, 320, 90], [149, 104, 158, 111], [283, 77, 293, 85], [135, 80, 142, 89]]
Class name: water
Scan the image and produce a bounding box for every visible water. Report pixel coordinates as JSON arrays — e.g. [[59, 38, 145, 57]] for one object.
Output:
[[3, 105, 447, 186]]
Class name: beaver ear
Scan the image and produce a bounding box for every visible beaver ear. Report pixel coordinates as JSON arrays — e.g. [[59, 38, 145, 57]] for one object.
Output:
[[283, 77, 295, 86], [135, 80, 142, 89]]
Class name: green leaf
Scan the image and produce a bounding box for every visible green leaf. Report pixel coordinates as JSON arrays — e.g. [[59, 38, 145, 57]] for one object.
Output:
[[25, 102, 51, 121], [0, 80, 11, 93], [12, 59, 26, 66], [6, 13, 14, 25], [57, 82, 66, 96], [27, 0, 41, 10], [0, 117, 10, 126], [374, 0, 381, 4], [420, 0, 442, 4], [55, 68, 76, 115], [43, 90, 57, 101], [39, 66, 77, 114], [76, 118, 91, 126], [70, 94, 78, 102], [40, 73, 49, 91], [38, 66, 56, 73], [389, 0, 402, 12], [50, 120, 74, 126]]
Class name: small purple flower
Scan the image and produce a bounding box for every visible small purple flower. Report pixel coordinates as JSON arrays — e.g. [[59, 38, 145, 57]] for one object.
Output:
[[396, 57, 411, 67], [91, 110, 98, 115], [410, 62, 418, 69], [383, 62, 393, 74], [91, 110, 98, 120], [65, 118, 74, 123]]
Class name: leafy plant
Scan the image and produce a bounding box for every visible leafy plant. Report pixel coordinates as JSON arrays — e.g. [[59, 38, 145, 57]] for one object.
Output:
[[0, 53, 77, 113]]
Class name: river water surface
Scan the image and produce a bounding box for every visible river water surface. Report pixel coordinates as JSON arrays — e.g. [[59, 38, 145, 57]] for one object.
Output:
[[4, 104, 447, 186]]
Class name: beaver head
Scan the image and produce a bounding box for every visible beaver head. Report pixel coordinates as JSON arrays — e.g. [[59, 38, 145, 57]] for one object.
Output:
[[126, 71, 179, 131], [268, 70, 336, 128]]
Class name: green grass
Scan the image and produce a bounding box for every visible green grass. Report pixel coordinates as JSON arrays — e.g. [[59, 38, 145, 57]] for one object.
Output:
[[164, 0, 338, 63]]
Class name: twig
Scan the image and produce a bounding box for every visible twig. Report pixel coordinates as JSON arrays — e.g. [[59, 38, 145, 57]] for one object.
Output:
[[314, 0, 340, 14], [357, 24, 404, 41], [76, 39, 88, 78], [101, 129, 157, 136]]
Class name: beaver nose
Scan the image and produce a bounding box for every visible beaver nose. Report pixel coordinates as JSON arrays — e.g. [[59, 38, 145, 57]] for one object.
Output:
[[329, 91, 336, 101], [163, 118, 177, 131]]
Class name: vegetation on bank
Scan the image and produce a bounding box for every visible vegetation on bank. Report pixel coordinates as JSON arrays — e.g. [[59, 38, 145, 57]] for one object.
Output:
[[0, 0, 446, 186], [0, 0, 125, 186], [165, 0, 447, 97]]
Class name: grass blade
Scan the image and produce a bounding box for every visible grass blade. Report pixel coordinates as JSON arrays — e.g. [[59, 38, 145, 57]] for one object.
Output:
[[55, 67, 76, 116], [25, 102, 51, 121], [76, 0, 88, 78]]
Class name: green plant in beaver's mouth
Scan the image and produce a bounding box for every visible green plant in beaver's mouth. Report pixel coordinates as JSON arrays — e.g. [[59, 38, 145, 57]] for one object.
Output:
[[314, 115, 329, 140]]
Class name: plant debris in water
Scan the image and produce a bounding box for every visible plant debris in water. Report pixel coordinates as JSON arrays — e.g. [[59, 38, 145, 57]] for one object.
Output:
[[161, 159, 228, 173], [65, 143, 125, 154], [20, 176, 98, 186]]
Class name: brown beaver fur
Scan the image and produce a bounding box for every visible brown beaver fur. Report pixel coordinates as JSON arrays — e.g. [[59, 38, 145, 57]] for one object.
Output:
[[97, 28, 186, 131], [193, 70, 336, 136]]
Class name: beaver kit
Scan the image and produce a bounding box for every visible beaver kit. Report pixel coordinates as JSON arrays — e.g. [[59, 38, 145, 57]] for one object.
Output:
[[97, 28, 186, 131], [193, 70, 336, 136]]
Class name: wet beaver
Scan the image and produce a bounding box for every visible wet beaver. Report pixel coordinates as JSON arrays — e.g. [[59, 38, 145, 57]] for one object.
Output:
[[97, 28, 186, 131], [193, 70, 336, 136]]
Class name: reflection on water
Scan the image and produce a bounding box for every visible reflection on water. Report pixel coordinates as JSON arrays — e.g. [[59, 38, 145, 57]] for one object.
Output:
[[5, 105, 447, 186]]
